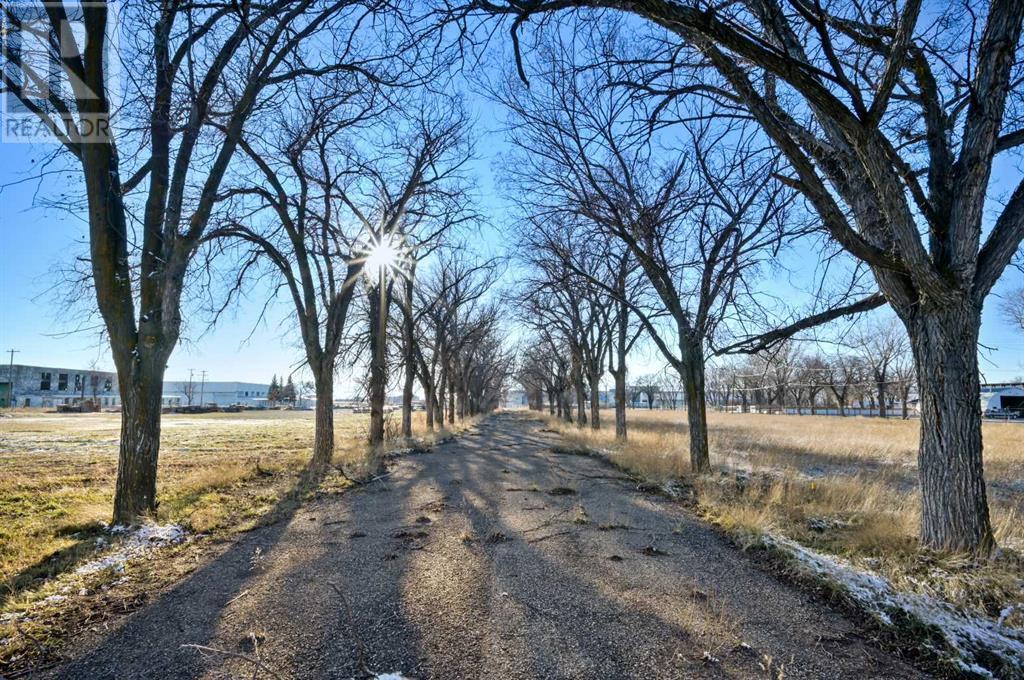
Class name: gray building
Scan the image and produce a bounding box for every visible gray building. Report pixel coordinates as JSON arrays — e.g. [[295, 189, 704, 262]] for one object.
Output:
[[0, 364, 120, 408]]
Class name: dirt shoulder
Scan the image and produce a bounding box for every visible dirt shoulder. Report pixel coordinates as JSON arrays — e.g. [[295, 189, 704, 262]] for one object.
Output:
[[42, 412, 922, 679]]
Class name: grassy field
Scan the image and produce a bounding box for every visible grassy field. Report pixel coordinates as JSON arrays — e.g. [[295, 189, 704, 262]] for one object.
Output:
[[547, 408, 1024, 627], [0, 408, 465, 671]]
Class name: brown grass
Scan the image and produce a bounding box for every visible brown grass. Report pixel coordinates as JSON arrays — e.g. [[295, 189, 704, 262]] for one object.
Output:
[[0, 407, 473, 670], [546, 408, 1024, 626]]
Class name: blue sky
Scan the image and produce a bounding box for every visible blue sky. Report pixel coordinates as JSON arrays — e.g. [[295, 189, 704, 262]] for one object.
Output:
[[0, 93, 519, 394], [2, 69, 1024, 389]]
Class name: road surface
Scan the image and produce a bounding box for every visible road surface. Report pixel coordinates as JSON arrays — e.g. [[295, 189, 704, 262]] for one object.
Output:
[[51, 412, 922, 679]]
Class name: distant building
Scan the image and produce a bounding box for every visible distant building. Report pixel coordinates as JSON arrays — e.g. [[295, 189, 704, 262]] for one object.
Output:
[[0, 364, 120, 408], [628, 387, 686, 409], [504, 389, 529, 408], [0, 364, 271, 409], [979, 385, 1024, 415], [162, 381, 271, 408]]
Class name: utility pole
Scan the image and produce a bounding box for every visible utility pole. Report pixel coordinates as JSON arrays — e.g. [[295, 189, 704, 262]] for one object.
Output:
[[5, 349, 18, 409], [199, 370, 207, 407], [187, 368, 195, 406]]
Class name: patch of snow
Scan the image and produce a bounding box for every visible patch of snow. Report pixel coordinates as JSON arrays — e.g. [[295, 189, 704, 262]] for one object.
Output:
[[763, 534, 1024, 678], [374, 674, 409, 680], [806, 516, 853, 533], [75, 523, 186, 576]]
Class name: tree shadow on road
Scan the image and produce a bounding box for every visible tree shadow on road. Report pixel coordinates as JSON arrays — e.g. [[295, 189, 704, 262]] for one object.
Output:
[[45, 458, 334, 679], [46, 413, 922, 679]]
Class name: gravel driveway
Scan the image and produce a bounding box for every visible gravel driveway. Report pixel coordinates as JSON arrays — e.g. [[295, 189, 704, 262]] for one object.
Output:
[[49, 412, 923, 679]]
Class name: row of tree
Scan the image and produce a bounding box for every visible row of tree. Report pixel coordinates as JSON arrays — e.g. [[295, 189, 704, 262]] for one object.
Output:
[[483, 1, 1024, 555], [5, 0, 1023, 557], [1, 1, 511, 522], [266, 375, 298, 406], [705, 321, 916, 417]]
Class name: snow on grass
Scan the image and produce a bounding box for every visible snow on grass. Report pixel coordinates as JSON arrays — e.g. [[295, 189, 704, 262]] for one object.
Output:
[[763, 534, 1024, 679], [74, 523, 187, 576]]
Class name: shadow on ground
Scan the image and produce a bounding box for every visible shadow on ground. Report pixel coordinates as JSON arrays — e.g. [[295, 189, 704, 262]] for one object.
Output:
[[47, 413, 924, 680]]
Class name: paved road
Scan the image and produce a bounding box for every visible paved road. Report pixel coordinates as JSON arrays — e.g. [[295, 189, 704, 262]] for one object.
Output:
[[51, 412, 923, 679]]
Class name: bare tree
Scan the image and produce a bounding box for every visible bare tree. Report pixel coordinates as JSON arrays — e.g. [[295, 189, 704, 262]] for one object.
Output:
[[851, 318, 910, 419], [344, 105, 473, 447], [411, 251, 501, 428], [629, 376, 660, 410], [823, 354, 863, 417], [605, 246, 647, 438], [1003, 287, 1024, 333], [798, 355, 829, 415], [516, 222, 618, 430], [465, 0, 1024, 553], [208, 89, 373, 468], [500, 45, 814, 472], [0, 1, 406, 522]]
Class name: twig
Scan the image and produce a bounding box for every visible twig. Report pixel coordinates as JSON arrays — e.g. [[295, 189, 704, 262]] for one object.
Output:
[[327, 581, 373, 678], [527, 530, 574, 544], [180, 644, 285, 680], [249, 632, 260, 680], [520, 506, 571, 534], [225, 589, 251, 606], [13, 619, 52, 671]]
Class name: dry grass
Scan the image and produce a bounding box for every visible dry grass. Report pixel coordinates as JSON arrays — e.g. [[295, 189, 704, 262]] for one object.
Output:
[[0, 407, 471, 671], [546, 408, 1024, 627]]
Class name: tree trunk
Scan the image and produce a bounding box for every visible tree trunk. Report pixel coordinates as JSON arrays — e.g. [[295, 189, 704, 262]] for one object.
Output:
[[448, 377, 455, 424], [368, 282, 388, 447], [906, 302, 994, 554], [613, 369, 627, 440], [311, 370, 335, 469], [111, 359, 166, 525], [575, 378, 587, 427], [458, 380, 468, 421], [877, 374, 888, 419], [436, 373, 446, 428], [588, 371, 601, 430], [401, 280, 415, 438], [680, 348, 710, 474], [424, 384, 435, 431]]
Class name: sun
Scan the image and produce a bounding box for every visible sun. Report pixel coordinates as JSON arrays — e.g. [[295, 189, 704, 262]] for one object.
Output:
[[363, 234, 402, 276]]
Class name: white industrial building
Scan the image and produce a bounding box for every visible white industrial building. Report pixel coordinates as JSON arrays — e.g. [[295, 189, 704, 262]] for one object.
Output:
[[161, 381, 271, 408], [980, 385, 1024, 415], [0, 364, 270, 409], [0, 364, 120, 408]]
